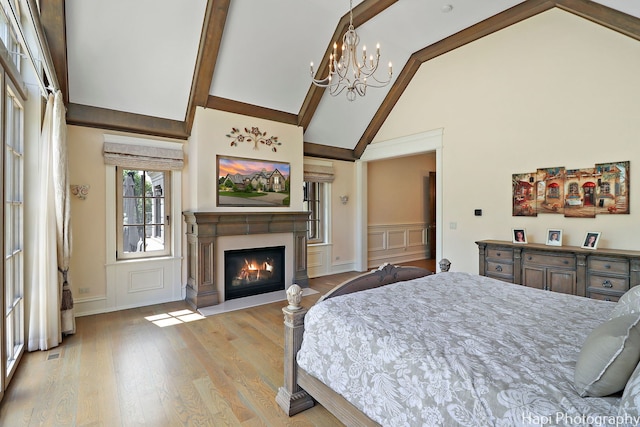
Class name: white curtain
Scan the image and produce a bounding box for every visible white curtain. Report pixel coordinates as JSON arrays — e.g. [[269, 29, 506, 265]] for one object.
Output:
[[28, 90, 73, 351]]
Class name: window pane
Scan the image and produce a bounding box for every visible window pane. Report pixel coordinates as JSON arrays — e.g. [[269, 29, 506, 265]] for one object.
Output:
[[123, 197, 144, 226], [119, 169, 168, 257], [123, 225, 145, 253], [5, 258, 12, 311], [146, 225, 165, 252], [303, 181, 324, 243]]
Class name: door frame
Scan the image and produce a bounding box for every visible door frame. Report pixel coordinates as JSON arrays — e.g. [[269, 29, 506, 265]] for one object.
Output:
[[355, 129, 443, 271]]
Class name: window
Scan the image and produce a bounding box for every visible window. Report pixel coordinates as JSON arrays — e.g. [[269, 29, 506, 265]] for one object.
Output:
[[3, 77, 24, 387], [568, 182, 579, 196], [303, 161, 334, 245], [0, 2, 22, 72], [303, 181, 324, 243], [116, 168, 170, 259]]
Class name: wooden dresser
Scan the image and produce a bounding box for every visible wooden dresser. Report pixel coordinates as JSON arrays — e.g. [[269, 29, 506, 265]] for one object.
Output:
[[477, 240, 640, 301]]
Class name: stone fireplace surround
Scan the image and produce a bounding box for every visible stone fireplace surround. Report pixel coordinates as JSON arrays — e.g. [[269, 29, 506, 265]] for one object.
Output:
[[183, 211, 309, 309]]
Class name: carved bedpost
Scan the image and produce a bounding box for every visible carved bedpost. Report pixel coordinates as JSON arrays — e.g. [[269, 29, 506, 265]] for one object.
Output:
[[276, 285, 314, 415]]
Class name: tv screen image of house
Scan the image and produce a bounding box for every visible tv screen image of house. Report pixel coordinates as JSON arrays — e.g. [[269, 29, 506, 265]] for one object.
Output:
[[217, 155, 291, 207]]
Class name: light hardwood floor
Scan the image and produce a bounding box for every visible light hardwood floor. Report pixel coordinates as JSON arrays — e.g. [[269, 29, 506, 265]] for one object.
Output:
[[0, 259, 434, 426]]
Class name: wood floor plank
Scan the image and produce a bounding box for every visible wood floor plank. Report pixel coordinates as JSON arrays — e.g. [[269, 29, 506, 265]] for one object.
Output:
[[0, 262, 434, 426]]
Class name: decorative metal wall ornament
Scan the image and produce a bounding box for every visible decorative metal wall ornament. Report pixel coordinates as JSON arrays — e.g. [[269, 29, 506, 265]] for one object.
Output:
[[226, 127, 281, 152], [70, 184, 90, 200]]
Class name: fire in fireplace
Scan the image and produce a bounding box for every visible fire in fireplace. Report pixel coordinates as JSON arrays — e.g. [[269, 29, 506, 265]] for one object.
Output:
[[224, 246, 285, 300]]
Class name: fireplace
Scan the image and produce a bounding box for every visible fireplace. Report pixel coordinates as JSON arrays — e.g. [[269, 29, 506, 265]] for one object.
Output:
[[183, 212, 309, 309], [224, 246, 285, 300]]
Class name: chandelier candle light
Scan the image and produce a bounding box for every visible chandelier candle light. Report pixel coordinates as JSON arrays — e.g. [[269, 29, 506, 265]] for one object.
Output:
[[310, 0, 392, 101]]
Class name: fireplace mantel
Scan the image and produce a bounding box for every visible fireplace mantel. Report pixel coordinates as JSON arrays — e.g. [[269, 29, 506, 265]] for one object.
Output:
[[183, 211, 310, 309]]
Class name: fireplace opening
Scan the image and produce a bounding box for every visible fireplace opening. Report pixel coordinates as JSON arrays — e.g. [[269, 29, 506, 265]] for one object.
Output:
[[224, 246, 285, 300]]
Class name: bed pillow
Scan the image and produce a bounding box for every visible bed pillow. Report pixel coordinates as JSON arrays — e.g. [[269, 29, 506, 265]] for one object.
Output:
[[574, 313, 640, 397], [609, 286, 640, 319], [619, 361, 640, 418]]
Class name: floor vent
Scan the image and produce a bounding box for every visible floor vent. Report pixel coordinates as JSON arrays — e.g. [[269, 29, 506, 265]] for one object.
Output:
[[47, 353, 60, 360]]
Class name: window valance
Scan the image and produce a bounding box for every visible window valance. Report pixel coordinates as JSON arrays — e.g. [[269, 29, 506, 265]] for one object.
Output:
[[103, 139, 184, 170], [303, 163, 334, 183]]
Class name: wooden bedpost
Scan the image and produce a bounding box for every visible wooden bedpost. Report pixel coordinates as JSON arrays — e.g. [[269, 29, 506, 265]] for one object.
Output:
[[276, 284, 314, 415]]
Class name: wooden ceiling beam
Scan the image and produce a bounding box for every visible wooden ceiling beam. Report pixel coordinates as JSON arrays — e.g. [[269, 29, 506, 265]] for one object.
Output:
[[206, 96, 298, 125], [184, 0, 231, 134], [66, 103, 189, 140], [303, 142, 357, 162], [40, 0, 68, 104]]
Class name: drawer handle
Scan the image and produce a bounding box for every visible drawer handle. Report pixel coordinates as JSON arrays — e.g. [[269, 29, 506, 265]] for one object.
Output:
[[496, 252, 501, 257], [563, 260, 569, 264], [604, 264, 611, 269], [605, 297, 612, 302], [495, 265, 503, 272], [527, 256, 532, 261], [602, 280, 613, 288]]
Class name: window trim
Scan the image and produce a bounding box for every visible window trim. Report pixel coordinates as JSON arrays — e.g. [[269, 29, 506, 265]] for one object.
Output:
[[103, 134, 183, 266], [303, 180, 331, 245]]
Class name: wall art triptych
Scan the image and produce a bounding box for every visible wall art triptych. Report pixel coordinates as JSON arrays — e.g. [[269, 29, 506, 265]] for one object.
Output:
[[512, 161, 629, 217]]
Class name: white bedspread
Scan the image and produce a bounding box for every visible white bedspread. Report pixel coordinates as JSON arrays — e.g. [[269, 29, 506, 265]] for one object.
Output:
[[297, 272, 621, 426]]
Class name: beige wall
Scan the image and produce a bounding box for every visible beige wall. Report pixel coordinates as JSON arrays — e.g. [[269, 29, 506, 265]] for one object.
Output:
[[368, 153, 436, 225], [374, 9, 640, 273], [67, 126, 109, 300], [328, 159, 357, 267], [186, 107, 304, 211]]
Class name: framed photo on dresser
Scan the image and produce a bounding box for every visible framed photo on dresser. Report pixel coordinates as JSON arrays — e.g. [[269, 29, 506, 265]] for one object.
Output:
[[582, 232, 601, 249], [512, 228, 527, 244], [546, 229, 562, 246]]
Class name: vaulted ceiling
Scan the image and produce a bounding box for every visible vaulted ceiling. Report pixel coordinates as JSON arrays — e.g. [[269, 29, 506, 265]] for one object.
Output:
[[40, 0, 640, 161]]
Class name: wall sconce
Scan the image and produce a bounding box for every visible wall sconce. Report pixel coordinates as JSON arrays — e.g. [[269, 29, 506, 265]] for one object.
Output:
[[339, 195, 349, 205], [70, 184, 90, 200]]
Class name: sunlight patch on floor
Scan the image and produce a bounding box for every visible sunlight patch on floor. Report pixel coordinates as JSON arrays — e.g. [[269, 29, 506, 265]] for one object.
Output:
[[145, 309, 205, 327]]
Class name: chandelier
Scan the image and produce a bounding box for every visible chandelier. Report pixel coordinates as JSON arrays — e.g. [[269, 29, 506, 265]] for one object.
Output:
[[310, 0, 392, 101]]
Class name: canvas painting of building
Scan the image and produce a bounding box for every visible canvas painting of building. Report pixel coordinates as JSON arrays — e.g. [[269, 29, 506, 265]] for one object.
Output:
[[217, 156, 291, 207]]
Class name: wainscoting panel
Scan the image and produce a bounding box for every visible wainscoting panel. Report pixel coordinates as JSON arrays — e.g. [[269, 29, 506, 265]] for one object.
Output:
[[129, 268, 164, 292], [367, 231, 386, 252], [307, 243, 356, 278], [368, 223, 428, 268], [76, 257, 182, 316]]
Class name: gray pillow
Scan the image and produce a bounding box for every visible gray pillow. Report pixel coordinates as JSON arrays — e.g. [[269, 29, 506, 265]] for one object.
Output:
[[574, 314, 640, 397], [610, 286, 640, 319], [619, 361, 640, 418]]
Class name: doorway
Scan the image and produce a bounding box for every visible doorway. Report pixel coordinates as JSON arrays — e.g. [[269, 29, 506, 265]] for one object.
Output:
[[356, 128, 444, 271], [424, 172, 437, 259]]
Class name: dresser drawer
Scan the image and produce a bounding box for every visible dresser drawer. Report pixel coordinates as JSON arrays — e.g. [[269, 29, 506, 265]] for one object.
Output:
[[588, 258, 629, 275], [589, 291, 620, 302], [486, 261, 513, 276], [523, 253, 575, 268], [486, 248, 513, 260], [588, 274, 629, 293]]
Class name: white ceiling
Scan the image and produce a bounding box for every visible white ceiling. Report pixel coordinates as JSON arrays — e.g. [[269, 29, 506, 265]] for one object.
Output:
[[63, 0, 640, 152]]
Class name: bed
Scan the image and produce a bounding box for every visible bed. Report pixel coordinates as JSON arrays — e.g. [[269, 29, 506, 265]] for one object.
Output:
[[276, 263, 640, 427]]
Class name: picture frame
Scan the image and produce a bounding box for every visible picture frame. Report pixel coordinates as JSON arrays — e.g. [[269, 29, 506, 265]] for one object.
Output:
[[582, 232, 601, 249], [217, 155, 291, 207], [512, 228, 528, 244], [546, 229, 563, 246]]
